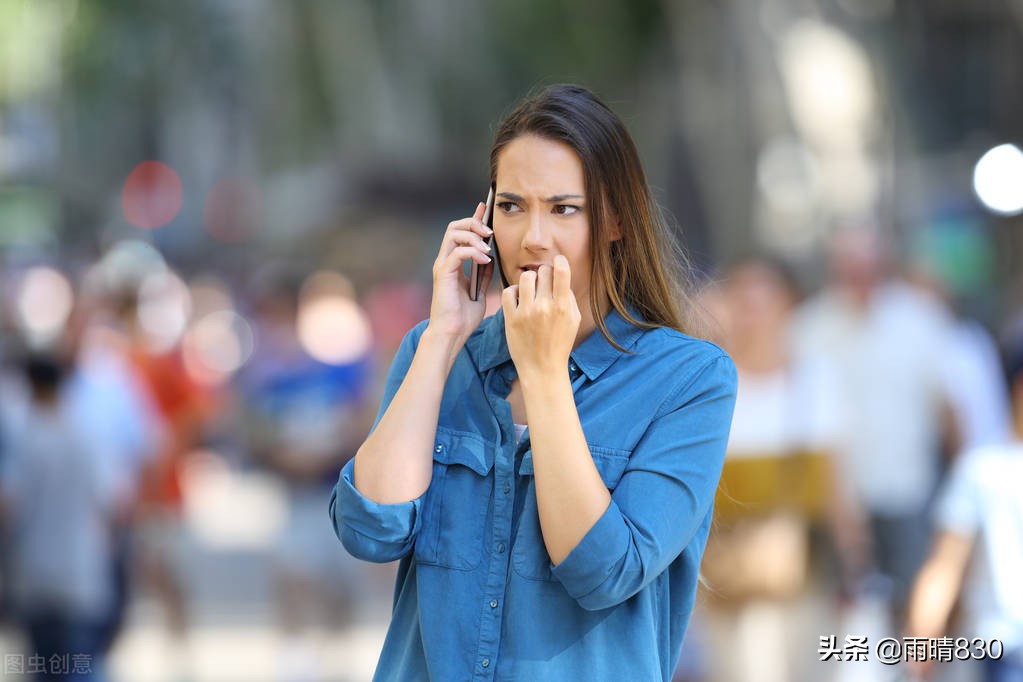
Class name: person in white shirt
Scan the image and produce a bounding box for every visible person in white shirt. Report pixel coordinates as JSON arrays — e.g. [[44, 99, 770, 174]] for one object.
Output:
[[791, 227, 955, 616], [906, 341, 1023, 682]]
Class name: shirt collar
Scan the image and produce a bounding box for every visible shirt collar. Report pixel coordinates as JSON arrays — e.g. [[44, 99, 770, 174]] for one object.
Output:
[[470, 303, 646, 380]]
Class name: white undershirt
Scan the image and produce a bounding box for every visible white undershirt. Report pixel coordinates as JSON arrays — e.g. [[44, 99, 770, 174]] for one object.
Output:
[[514, 423, 528, 443]]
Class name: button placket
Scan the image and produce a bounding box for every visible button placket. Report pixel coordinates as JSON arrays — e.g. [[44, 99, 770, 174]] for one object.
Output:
[[476, 376, 514, 680]]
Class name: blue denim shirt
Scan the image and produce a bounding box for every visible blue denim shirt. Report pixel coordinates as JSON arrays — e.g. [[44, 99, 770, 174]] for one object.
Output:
[[330, 306, 737, 681]]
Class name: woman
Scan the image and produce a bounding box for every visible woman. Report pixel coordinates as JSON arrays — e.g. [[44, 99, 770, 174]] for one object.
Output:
[[330, 84, 737, 681]]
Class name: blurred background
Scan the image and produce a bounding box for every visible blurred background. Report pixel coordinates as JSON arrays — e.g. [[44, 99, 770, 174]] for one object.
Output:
[[1, 0, 1022, 681]]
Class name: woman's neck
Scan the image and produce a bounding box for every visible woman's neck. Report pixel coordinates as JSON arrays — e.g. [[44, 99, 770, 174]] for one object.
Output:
[[573, 292, 609, 349]]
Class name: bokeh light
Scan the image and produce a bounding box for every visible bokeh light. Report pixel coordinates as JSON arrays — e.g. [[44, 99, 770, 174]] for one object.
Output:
[[183, 310, 255, 385], [297, 270, 372, 365], [973, 144, 1023, 216], [14, 266, 73, 347], [121, 160, 184, 229], [779, 20, 876, 150], [137, 269, 192, 353]]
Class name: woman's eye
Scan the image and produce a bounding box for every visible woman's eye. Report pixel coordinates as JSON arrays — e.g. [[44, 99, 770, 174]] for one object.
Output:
[[497, 201, 522, 214], [553, 204, 580, 216]]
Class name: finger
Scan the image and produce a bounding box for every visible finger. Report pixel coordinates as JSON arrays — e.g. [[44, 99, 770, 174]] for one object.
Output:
[[446, 218, 493, 243], [448, 230, 492, 253], [535, 264, 553, 300], [454, 205, 494, 238], [501, 284, 519, 314], [553, 254, 572, 300], [451, 245, 492, 265], [438, 221, 492, 262], [518, 269, 537, 303], [438, 246, 491, 278]]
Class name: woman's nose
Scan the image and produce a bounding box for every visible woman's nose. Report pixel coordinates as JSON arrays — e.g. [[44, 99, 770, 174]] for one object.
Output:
[[522, 214, 553, 251]]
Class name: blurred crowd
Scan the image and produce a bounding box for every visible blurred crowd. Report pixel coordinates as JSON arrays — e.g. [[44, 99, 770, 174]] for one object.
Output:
[[0, 224, 1020, 682], [681, 227, 1023, 682], [0, 240, 429, 681]]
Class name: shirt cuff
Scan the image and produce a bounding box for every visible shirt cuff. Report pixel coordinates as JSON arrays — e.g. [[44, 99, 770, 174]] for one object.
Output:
[[333, 458, 422, 555], [549, 499, 631, 603]]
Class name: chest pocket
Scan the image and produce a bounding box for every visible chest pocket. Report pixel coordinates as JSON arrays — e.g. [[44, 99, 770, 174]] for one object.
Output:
[[512, 445, 630, 581], [415, 426, 495, 570]]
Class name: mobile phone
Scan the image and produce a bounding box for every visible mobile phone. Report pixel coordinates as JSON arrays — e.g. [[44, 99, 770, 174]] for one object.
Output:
[[469, 185, 496, 301]]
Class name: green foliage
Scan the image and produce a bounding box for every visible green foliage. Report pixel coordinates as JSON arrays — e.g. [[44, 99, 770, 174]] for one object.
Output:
[[488, 0, 667, 94]]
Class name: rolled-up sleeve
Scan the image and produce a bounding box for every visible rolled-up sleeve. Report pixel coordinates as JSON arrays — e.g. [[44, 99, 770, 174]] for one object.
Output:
[[330, 458, 423, 562], [551, 353, 737, 610], [328, 321, 429, 563]]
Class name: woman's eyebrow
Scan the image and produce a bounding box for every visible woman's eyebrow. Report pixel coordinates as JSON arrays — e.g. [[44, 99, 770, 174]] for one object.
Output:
[[497, 192, 585, 203]]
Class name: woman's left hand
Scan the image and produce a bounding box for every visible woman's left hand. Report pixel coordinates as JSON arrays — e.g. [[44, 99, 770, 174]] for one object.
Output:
[[502, 254, 581, 379]]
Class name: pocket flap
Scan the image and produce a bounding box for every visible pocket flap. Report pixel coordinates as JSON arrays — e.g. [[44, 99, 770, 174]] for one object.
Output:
[[433, 427, 494, 476], [519, 445, 630, 489]]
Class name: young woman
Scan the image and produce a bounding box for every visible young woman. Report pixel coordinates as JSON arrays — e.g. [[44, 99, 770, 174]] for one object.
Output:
[[330, 84, 737, 681]]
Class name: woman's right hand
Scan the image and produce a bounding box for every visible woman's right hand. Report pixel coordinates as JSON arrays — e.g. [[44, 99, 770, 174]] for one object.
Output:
[[427, 201, 495, 343]]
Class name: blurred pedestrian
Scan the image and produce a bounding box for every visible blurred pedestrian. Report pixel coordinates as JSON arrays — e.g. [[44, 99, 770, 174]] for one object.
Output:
[[66, 294, 164, 657], [907, 266, 1013, 454], [905, 339, 1023, 682], [106, 286, 212, 676], [240, 272, 374, 682], [0, 352, 125, 681], [791, 227, 956, 618], [698, 255, 867, 682]]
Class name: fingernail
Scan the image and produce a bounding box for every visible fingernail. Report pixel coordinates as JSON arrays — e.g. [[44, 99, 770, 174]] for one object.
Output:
[[481, 242, 491, 252]]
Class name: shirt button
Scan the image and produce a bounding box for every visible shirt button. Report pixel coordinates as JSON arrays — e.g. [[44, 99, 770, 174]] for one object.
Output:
[[502, 483, 511, 494], [497, 543, 505, 554], [434, 444, 443, 453], [490, 599, 498, 609], [482, 658, 490, 668]]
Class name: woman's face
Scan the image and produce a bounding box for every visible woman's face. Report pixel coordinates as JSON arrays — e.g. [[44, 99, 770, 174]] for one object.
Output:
[[493, 134, 595, 318]]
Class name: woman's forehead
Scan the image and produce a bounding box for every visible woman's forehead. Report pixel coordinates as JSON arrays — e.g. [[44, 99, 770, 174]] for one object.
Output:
[[496, 135, 585, 197]]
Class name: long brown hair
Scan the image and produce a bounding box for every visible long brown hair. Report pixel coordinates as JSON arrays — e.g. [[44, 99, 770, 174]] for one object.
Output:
[[489, 84, 698, 349]]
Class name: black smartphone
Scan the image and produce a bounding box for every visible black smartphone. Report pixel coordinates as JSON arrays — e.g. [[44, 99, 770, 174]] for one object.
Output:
[[469, 185, 496, 301]]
